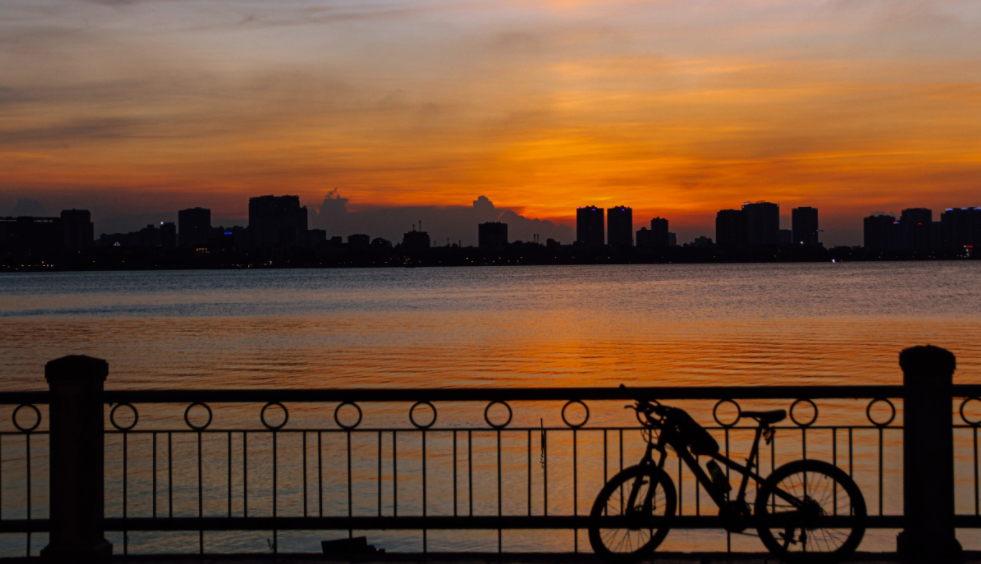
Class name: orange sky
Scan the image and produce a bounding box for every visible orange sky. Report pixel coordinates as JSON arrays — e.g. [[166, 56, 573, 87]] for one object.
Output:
[[1, 0, 980, 245]]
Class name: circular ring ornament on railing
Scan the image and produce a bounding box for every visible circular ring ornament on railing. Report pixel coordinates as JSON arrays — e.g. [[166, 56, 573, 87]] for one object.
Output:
[[12, 404, 42, 433], [334, 401, 363, 430], [184, 402, 213, 431], [561, 400, 590, 429], [866, 398, 896, 428], [789, 398, 819, 428], [712, 399, 741, 428], [409, 401, 437, 430], [109, 402, 139, 432], [260, 401, 289, 431], [960, 397, 981, 427], [484, 401, 513, 429]]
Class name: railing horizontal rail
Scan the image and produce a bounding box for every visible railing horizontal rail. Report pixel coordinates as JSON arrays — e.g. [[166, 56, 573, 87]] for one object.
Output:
[[4, 384, 979, 405]]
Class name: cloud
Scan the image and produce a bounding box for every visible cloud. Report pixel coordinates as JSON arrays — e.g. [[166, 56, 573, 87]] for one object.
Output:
[[311, 192, 574, 245]]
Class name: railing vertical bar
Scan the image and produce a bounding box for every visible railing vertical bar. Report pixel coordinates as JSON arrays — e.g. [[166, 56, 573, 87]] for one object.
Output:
[[243, 431, 248, 518], [198, 429, 203, 555], [423, 429, 427, 554], [543, 429, 548, 517], [878, 427, 883, 516], [0, 435, 3, 523], [273, 429, 278, 554], [497, 428, 502, 554], [619, 430, 624, 515], [467, 429, 473, 517], [603, 430, 608, 518], [453, 430, 458, 517], [392, 431, 399, 517], [318, 431, 323, 518], [725, 426, 730, 553], [303, 432, 308, 518], [152, 432, 157, 519], [974, 427, 979, 515], [122, 432, 126, 555], [26, 432, 32, 558], [378, 431, 383, 518], [168, 432, 173, 518], [695, 453, 700, 516], [802, 427, 807, 460], [227, 432, 232, 518], [678, 453, 683, 516], [832, 428, 837, 515], [573, 428, 578, 553], [848, 428, 853, 478], [527, 430, 531, 517], [347, 430, 352, 539]]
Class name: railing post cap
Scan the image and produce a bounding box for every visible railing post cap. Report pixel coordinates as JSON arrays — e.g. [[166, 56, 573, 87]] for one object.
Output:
[[899, 345, 956, 375], [45, 355, 108, 383]]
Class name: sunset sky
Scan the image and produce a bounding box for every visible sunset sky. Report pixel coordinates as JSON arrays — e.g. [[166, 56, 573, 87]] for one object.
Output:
[[1, 0, 980, 245]]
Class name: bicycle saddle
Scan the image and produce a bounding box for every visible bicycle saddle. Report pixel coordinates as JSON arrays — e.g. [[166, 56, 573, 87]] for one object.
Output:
[[741, 409, 786, 423]]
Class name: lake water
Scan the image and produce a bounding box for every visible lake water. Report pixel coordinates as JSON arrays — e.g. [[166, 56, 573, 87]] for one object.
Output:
[[2, 262, 980, 390], [1, 263, 980, 556]]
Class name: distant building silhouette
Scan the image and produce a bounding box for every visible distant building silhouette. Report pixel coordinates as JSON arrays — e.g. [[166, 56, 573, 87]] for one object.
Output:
[[60, 209, 93, 250], [402, 225, 430, 251], [900, 208, 933, 251], [348, 234, 370, 248], [778, 229, 792, 247], [576, 206, 604, 247], [864, 213, 899, 251], [637, 217, 670, 248], [940, 207, 981, 250], [743, 202, 780, 246], [607, 206, 633, 247], [715, 209, 747, 248], [478, 222, 508, 248], [178, 207, 211, 249], [249, 196, 308, 249], [0, 216, 64, 255], [160, 222, 177, 249], [792, 207, 819, 246], [668, 232, 677, 247], [691, 236, 713, 248]]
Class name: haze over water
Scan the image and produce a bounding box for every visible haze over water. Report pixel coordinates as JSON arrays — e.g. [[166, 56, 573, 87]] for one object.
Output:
[[2, 262, 979, 389]]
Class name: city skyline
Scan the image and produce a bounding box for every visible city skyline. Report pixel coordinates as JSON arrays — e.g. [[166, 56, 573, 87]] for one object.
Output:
[[3, 1, 981, 248]]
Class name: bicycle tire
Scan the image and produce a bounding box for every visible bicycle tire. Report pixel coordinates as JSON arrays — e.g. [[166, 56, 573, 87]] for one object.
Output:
[[755, 459, 866, 564], [588, 464, 676, 563]]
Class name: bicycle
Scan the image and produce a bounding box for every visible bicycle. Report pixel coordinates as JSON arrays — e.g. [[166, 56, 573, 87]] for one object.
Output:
[[587, 391, 867, 564]]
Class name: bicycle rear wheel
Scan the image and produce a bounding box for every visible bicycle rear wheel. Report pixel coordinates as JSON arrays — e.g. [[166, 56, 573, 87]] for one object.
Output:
[[588, 464, 676, 563], [755, 459, 866, 564]]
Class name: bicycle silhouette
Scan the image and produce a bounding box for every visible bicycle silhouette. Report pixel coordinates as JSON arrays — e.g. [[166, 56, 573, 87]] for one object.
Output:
[[588, 390, 866, 564]]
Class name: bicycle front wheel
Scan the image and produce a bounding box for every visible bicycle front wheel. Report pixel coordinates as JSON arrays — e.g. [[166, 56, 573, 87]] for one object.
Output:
[[588, 464, 676, 563], [755, 459, 866, 564]]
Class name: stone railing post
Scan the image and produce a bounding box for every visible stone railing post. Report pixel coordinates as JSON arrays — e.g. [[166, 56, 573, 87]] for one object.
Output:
[[897, 345, 961, 559], [40, 355, 112, 561]]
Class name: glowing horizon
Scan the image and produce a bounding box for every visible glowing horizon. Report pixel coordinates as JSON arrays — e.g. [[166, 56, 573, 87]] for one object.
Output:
[[2, 0, 980, 245]]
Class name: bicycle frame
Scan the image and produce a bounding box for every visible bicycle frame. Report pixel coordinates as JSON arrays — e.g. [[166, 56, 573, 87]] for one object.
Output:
[[642, 422, 777, 511]]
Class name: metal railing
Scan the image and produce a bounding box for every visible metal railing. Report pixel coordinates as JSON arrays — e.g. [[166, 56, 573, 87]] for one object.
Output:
[[0, 347, 970, 559]]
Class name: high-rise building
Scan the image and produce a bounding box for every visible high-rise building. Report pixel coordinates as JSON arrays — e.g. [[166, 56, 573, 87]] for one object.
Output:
[[900, 208, 932, 251], [248, 196, 308, 249], [778, 229, 792, 247], [940, 207, 981, 250], [743, 202, 780, 246], [160, 222, 177, 249], [576, 206, 604, 247], [402, 227, 430, 251], [178, 207, 211, 249], [863, 214, 899, 251], [791, 207, 819, 246], [60, 209, 93, 250], [637, 217, 670, 248], [478, 222, 508, 248], [715, 209, 747, 248], [607, 206, 633, 246]]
